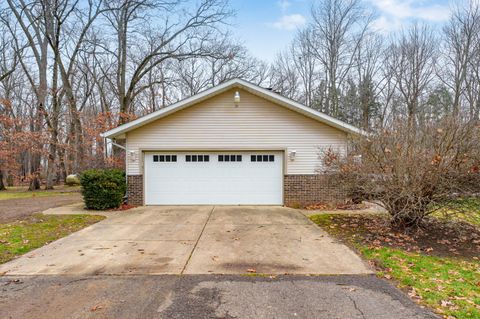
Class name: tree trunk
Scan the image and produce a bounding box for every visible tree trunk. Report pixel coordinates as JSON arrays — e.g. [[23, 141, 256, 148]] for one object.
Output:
[[6, 174, 14, 187], [57, 146, 67, 183], [45, 139, 57, 190], [28, 172, 41, 191], [0, 170, 6, 191], [45, 57, 60, 190]]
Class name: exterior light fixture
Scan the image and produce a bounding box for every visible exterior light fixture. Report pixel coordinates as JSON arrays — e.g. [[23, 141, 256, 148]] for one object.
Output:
[[289, 150, 296, 161], [234, 91, 241, 106], [129, 150, 137, 162]]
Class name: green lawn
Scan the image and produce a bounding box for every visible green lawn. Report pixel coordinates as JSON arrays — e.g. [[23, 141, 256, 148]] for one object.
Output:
[[0, 186, 81, 200], [361, 247, 480, 319], [0, 214, 104, 264], [310, 214, 480, 319], [433, 198, 480, 227]]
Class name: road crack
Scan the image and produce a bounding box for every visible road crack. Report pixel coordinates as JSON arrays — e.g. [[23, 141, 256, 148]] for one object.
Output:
[[347, 294, 366, 319]]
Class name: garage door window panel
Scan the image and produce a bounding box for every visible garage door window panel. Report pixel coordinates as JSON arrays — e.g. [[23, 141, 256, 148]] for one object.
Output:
[[186, 155, 209, 162], [218, 155, 242, 162], [251, 155, 275, 162], [153, 155, 177, 162]]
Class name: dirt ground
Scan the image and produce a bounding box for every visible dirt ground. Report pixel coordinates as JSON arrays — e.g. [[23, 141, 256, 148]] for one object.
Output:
[[0, 194, 83, 223]]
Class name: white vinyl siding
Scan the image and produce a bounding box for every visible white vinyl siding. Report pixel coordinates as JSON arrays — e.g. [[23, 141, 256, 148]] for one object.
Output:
[[126, 88, 347, 175]]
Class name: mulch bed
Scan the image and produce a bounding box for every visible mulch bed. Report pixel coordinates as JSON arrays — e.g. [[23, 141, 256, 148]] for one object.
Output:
[[320, 214, 480, 259], [108, 203, 137, 211]]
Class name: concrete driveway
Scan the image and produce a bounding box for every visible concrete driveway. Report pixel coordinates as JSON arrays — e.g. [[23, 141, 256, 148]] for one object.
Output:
[[0, 206, 371, 275]]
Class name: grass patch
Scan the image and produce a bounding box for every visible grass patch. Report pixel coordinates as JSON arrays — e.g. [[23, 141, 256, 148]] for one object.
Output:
[[433, 198, 480, 227], [0, 214, 105, 264], [0, 186, 80, 200], [310, 213, 480, 319], [361, 247, 480, 319]]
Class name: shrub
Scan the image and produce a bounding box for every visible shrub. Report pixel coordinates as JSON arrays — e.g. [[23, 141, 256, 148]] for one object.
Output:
[[65, 174, 80, 186], [326, 117, 480, 228], [80, 169, 126, 210]]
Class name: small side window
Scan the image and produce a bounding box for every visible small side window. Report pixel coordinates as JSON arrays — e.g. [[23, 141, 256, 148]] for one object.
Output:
[[251, 155, 256, 162], [153, 155, 159, 162]]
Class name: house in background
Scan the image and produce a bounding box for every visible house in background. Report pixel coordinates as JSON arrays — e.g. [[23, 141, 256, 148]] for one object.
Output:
[[101, 79, 361, 206]]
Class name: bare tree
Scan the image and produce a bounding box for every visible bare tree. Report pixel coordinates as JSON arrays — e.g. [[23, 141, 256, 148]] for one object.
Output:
[[308, 0, 374, 117], [290, 28, 318, 107], [386, 23, 437, 125], [327, 117, 480, 228], [269, 50, 301, 100], [354, 33, 384, 130], [102, 0, 233, 123], [441, 1, 480, 117], [3, 0, 51, 190]]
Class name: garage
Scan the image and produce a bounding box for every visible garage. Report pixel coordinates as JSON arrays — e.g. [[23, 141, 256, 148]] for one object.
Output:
[[144, 151, 283, 205], [102, 79, 361, 206]]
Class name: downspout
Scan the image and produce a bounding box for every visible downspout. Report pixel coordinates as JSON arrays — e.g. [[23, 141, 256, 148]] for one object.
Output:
[[103, 136, 129, 203], [109, 138, 127, 150]]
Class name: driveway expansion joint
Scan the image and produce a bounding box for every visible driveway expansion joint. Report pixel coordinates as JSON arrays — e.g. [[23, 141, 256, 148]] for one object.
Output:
[[180, 206, 215, 274]]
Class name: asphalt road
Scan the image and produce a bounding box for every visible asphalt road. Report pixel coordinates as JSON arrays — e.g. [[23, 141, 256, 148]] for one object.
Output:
[[0, 275, 438, 319]]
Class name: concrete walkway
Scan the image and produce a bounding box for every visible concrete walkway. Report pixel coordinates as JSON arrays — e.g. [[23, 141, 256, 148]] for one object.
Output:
[[0, 205, 372, 275]]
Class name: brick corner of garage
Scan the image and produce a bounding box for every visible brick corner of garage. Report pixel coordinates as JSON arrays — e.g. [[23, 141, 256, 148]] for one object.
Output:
[[127, 175, 144, 206], [283, 174, 348, 208]]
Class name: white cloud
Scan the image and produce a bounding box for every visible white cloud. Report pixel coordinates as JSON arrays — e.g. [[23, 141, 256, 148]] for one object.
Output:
[[371, 16, 403, 33], [369, 0, 450, 24], [278, 0, 291, 12], [269, 14, 306, 31]]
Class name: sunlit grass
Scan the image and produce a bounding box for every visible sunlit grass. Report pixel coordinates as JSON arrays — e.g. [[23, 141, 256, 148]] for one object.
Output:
[[0, 214, 104, 264], [0, 186, 81, 200]]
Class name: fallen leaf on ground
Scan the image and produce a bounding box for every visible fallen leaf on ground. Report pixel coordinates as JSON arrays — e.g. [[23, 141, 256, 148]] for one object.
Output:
[[90, 304, 103, 312]]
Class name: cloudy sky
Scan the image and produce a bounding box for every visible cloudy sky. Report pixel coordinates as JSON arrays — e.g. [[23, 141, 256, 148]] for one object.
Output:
[[230, 0, 452, 62]]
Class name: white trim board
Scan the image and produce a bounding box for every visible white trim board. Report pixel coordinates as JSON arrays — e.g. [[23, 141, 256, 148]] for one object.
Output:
[[101, 78, 364, 139]]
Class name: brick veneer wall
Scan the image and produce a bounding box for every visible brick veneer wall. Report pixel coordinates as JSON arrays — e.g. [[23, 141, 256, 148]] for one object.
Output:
[[127, 173, 346, 207], [127, 175, 143, 206], [284, 174, 347, 207]]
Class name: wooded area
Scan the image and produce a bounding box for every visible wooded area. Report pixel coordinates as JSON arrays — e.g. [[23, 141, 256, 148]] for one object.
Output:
[[1, 0, 480, 190]]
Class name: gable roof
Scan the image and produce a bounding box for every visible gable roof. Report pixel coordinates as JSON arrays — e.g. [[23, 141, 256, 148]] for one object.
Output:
[[101, 78, 363, 139]]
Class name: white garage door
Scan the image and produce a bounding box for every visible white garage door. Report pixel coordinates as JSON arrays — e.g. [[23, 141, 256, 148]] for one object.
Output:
[[144, 152, 283, 205]]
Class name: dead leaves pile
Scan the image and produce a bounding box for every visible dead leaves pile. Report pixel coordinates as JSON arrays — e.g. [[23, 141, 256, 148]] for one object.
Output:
[[326, 215, 480, 258], [305, 202, 367, 211]]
